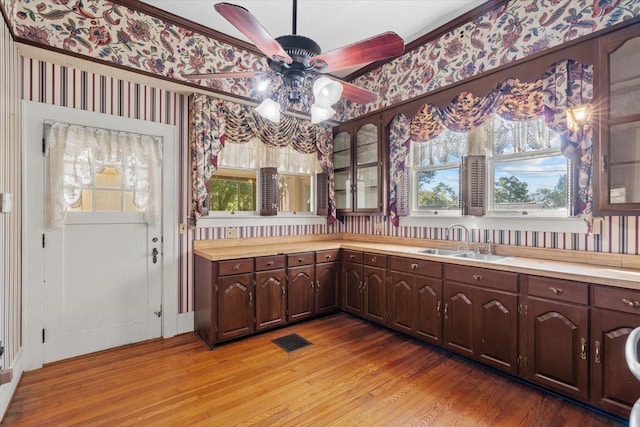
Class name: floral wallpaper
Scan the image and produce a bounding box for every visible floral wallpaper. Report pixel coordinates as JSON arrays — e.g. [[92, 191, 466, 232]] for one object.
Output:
[[3, 0, 639, 122]]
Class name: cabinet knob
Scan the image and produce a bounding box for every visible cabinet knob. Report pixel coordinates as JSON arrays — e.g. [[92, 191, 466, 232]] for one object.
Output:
[[410, 263, 418, 270], [473, 274, 483, 281], [325, 255, 332, 260], [549, 287, 564, 294]]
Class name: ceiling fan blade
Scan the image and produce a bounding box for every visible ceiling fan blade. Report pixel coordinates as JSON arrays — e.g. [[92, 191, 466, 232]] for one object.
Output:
[[215, 3, 292, 64], [310, 32, 404, 73], [339, 80, 378, 105], [182, 71, 267, 80]]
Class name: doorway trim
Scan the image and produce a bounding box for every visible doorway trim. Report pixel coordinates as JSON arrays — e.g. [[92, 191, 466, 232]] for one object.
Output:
[[22, 100, 178, 370]]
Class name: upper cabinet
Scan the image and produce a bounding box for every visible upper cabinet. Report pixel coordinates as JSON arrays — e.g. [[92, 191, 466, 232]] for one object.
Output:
[[333, 115, 386, 215], [595, 24, 640, 215]]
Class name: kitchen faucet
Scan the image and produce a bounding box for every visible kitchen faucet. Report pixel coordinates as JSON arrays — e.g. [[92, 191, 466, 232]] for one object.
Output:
[[445, 223, 470, 251]]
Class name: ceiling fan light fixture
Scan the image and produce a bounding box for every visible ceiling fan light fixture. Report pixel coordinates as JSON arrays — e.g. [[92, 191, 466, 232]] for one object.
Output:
[[255, 98, 281, 123], [311, 104, 336, 124], [313, 77, 343, 108]]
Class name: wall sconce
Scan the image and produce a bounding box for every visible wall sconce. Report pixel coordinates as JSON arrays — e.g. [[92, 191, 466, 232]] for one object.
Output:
[[567, 104, 593, 133]]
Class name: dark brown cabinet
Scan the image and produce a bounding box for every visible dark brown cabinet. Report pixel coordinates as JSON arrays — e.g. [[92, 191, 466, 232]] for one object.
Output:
[[342, 250, 364, 316], [216, 259, 255, 341], [333, 115, 386, 215], [254, 255, 286, 331], [523, 275, 590, 400], [591, 285, 640, 417], [315, 250, 340, 315], [363, 253, 387, 324], [287, 252, 315, 322], [444, 264, 519, 375], [594, 24, 640, 214], [388, 256, 443, 344]]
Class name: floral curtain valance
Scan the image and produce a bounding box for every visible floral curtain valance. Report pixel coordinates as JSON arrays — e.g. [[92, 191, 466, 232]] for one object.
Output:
[[390, 59, 593, 229], [45, 121, 163, 228], [190, 94, 335, 222]]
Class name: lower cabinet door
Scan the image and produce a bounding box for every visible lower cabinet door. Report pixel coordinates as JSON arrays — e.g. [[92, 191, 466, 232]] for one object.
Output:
[[526, 297, 589, 400], [388, 271, 414, 334], [315, 261, 339, 315], [477, 288, 518, 375], [254, 269, 286, 331], [217, 273, 255, 341], [363, 266, 387, 324], [342, 262, 364, 316], [591, 308, 640, 417], [443, 282, 475, 358], [288, 265, 315, 322], [414, 276, 443, 345]]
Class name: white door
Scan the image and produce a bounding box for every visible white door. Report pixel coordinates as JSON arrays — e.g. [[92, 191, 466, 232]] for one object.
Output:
[[42, 137, 163, 363], [43, 215, 162, 363]]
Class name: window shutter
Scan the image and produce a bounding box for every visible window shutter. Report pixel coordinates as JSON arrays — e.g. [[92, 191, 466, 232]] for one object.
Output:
[[462, 155, 485, 216], [260, 167, 278, 216], [316, 172, 329, 216], [396, 170, 410, 216]]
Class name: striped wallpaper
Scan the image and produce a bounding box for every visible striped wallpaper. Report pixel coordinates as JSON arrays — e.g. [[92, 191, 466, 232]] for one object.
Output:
[[1, 12, 21, 371]]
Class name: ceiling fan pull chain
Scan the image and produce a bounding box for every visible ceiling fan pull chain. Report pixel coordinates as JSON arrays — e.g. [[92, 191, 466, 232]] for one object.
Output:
[[292, 0, 297, 35]]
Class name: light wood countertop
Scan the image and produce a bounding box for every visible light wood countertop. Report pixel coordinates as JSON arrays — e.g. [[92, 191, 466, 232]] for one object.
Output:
[[193, 234, 640, 291]]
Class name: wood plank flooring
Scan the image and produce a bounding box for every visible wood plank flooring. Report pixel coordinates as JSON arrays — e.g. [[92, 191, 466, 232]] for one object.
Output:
[[3, 313, 625, 426]]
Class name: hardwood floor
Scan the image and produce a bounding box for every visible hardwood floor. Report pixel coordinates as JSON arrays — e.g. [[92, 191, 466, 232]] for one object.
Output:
[[3, 313, 625, 426]]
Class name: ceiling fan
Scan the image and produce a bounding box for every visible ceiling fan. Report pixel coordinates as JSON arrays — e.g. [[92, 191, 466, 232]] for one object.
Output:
[[182, 1, 405, 123]]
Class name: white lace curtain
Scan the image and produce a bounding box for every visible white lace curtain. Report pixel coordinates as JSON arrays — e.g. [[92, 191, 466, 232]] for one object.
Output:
[[44, 122, 163, 228]]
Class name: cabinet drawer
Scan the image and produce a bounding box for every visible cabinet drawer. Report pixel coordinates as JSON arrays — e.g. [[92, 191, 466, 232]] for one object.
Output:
[[527, 275, 588, 304], [218, 258, 254, 276], [389, 256, 442, 278], [343, 250, 363, 264], [316, 249, 340, 263], [445, 264, 518, 293], [364, 253, 387, 268], [255, 255, 286, 271], [288, 252, 315, 266], [594, 285, 640, 315]]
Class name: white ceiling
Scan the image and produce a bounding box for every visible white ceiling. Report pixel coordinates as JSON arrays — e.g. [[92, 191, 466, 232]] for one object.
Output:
[[141, 0, 484, 76]]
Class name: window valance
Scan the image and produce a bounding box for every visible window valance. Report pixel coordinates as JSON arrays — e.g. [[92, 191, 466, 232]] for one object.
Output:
[[389, 59, 593, 230], [190, 94, 335, 222]]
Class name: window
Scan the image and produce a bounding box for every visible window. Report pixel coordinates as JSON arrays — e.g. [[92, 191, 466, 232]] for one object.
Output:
[[487, 115, 567, 216], [207, 138, 321, 216], [68, 166, 145, 213], [410, 128, 466, 215], [409, 114, 569, 217], [208, 169, 256, 212]]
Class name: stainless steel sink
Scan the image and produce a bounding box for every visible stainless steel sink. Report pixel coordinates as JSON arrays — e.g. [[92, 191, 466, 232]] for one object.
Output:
[[452, 252, 509, 262], [415, 248, 462, 256]]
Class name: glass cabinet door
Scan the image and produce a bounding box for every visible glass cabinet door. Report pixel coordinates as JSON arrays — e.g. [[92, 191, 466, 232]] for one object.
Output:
[[355, 123, 380, 210], [333, 130, 352, 211], [596, 26, 640, 214]]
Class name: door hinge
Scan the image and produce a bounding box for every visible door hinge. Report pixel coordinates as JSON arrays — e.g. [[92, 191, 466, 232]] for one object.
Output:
[[517, 355, 528, 367], [42, 233, 45, 248], [42, 137, 46, 155], [154, 307, 162, 318], [42, 329, 45, 343], [518, 304, 527, 315]]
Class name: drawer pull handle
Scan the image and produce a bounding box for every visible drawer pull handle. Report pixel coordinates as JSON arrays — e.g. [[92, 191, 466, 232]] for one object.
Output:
[[444, 303, 449, 320], [371, 256, 377, 263], [580, 338, 587, 360], [233, 263, 241, 271], [350, 255, 356, 259], [437, 301, 441, 318], [410, 263, 418, 270], [549, 287, 564, 294], [298, 258, 304, 263], [267, 261, 274, 266], [622, 298, 640, 307], [595, 341, 601, 364], [325, 255, 332, 259], [473, 274, 483, 281]]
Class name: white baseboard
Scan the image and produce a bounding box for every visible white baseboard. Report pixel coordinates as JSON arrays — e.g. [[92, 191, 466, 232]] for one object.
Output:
[[176, 311, 194, 335], [0, 348, 24, 421]]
